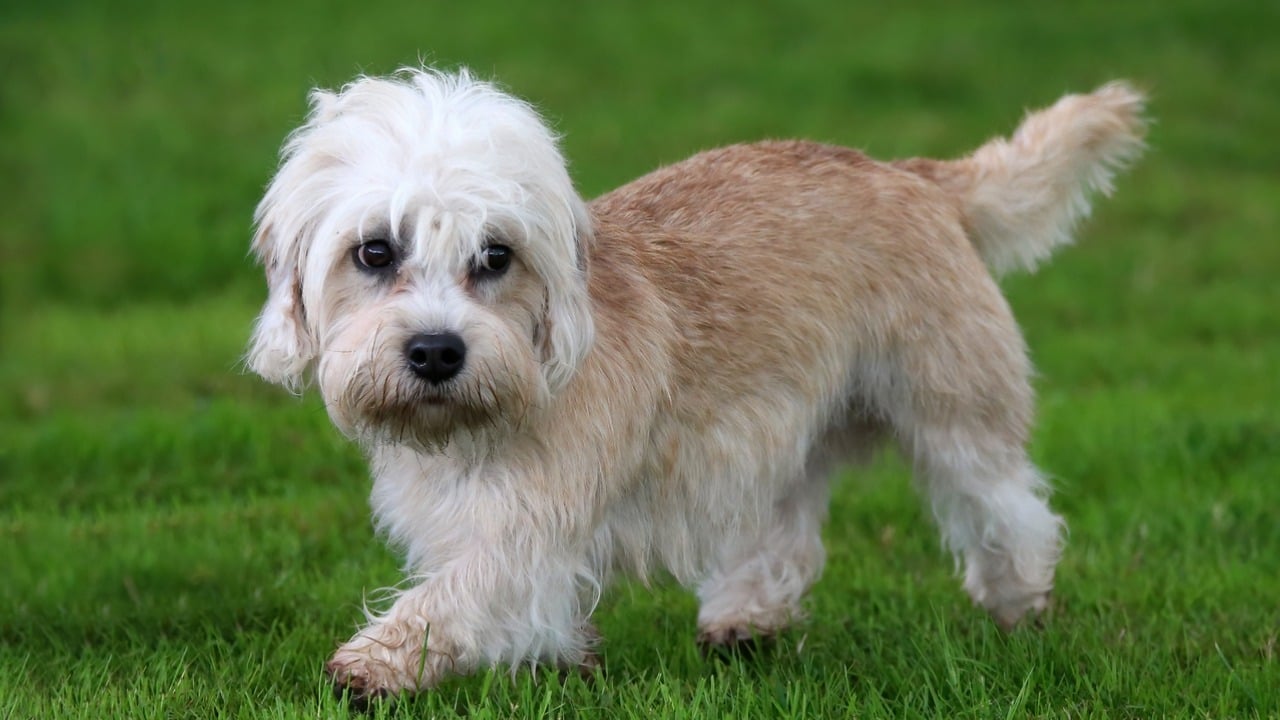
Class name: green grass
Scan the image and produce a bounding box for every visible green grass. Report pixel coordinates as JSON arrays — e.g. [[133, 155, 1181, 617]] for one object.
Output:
[[2, 0, 1278, 717]]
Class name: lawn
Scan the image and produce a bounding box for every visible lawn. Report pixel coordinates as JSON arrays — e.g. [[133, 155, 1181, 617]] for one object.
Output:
[[2, 0, 1278, 717]]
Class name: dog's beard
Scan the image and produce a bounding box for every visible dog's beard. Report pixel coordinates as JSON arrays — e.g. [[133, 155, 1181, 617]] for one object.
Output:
[[319, 337, 541, 452], [353, 371, 525, 451]]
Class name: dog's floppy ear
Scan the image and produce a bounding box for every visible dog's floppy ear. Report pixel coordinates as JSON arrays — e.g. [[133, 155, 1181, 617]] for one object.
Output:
[[537, 200, 596, 395], [247, 218, 317, 392], [245, 89, 340, 392]]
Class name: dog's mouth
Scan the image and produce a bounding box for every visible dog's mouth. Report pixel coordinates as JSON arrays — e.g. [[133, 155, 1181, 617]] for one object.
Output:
[[385, 385, 468, 417], [348, 376, 517, 443], [411, 379, 472, 409], [419, 392, 450, 407], [328, 356, 538, 448]]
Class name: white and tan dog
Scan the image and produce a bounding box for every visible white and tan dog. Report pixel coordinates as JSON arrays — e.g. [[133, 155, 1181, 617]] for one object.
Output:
[[248, 68, 1144, 700]]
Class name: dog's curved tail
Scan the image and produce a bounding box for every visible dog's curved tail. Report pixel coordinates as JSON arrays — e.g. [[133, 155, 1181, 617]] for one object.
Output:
[[896, 82, 1146, 276]]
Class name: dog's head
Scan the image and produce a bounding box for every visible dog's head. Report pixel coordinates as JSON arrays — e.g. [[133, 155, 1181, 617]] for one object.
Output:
[[248, 68, 595, 446]]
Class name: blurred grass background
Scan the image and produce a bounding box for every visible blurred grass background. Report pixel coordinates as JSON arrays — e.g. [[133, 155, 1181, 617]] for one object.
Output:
[[1, 0, 1277, 717]]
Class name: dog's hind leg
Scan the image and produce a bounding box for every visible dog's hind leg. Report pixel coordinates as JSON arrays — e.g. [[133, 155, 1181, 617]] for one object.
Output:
[[694, 469, 830, 651], [890, 301, 1065, 629], [909, 425, 1063, 629]]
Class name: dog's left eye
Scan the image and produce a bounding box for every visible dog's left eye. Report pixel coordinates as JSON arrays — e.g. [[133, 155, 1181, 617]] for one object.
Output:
[[473, 245, 513, 278], [354, 240, 396, 271]]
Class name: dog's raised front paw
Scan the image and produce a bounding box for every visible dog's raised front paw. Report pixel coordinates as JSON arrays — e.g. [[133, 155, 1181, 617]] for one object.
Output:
[[326, 633, 449, 707], [327, 651, 407, 709], [329, 666, 391, 712]]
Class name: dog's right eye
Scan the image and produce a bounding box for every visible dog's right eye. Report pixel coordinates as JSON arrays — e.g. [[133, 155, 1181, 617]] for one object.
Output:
[[354, 240, 395, 270]]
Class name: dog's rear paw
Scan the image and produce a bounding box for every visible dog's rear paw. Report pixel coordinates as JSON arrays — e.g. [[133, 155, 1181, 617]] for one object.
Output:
[[988, 590, 1052, 632], [696, 624, 778, 659], [558, 622, 605, 682], [560, 649, 604, 684]]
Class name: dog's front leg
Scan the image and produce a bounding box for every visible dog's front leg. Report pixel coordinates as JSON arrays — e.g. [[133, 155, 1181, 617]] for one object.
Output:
[[327, 533, 600, 701]]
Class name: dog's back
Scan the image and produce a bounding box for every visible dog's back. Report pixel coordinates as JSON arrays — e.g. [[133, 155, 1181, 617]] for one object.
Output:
[[595, 82, 1146, 280]]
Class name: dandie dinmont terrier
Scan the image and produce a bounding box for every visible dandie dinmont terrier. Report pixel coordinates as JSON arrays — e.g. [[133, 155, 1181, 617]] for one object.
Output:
[[248, 68, 1145, 700]]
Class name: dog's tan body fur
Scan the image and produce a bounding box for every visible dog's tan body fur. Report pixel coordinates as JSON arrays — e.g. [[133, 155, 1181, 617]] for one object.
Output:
[[248, 72, 1144, 700], [585, 141, 1028, 569]]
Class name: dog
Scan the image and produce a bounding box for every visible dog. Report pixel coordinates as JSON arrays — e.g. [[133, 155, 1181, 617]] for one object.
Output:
[[247, 68, 1144, 701]]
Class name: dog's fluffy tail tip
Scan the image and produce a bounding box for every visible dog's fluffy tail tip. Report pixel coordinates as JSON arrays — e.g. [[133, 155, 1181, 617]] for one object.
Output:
[[903, 81, 1148, 276], [967, 80, 1147, 275]]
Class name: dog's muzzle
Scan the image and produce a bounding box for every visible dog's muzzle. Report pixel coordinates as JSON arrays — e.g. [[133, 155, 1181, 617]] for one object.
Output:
[[404, 332, 467, 384]]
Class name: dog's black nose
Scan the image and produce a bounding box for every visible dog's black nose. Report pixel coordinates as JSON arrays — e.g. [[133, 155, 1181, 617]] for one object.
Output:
[[404, 332, 467, 383]]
